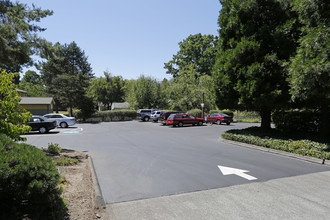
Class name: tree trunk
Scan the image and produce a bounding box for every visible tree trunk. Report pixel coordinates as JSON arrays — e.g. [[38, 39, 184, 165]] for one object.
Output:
[[260, 108, 272, 130], [319, 103, 329, 136]]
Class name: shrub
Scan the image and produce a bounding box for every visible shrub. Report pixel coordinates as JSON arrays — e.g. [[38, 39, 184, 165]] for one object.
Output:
[[187, 109, 203, 118], [0, 134, 67, 219], [221, 127, 330, 160], [45, 143, 62, 155], [93, 110, 137, 122], [272, 110, 321, 133]]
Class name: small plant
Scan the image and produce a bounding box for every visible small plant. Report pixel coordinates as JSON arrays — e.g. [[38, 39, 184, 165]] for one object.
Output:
[[46, 143, 62, 155], [54, 157, 79, 166]]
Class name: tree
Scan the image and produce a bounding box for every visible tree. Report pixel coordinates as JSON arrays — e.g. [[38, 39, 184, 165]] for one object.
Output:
[[0, 1, 52, 82], [289, 0, 330, 135], [125, 75, 164, 109], [88, 72, 125, 110], [40, 42, 93, 115], [168, 65, 216, 112], [19, 70, 47, 97], [164, 33, 218, 78], [213, 0, 299, 129], [0, 69, 31, 141]]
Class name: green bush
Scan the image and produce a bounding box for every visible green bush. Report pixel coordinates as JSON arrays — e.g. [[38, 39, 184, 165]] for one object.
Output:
[[221, 127, 330, 160], [272, 110, 321, 133], [45, 143, 62, 155], [209, 109, 234, 117], [0, 134, 67, 219], [93, 110, 137, 122], [187, 109, 203, 118]]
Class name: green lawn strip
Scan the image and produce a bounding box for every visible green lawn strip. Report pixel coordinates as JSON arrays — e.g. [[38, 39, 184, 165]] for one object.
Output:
[[221, 127, 330, 160]]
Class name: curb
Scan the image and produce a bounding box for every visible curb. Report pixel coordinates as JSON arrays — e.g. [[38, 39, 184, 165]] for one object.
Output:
[[88, 156, 106, 209], [221, 138, 330, 166]]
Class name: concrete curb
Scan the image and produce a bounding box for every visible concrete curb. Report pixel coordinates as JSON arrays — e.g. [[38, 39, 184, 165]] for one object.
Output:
[[221, 138, 330, 166], [88, 156, 106, 209]]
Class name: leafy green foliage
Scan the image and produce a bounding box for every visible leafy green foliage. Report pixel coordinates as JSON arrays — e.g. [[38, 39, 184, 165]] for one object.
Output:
[[40, 42, 93, 115], [168, 65, 216, 112], [0, 70, 31, 141], [88, 72, 125, 110], [222, 127, 330, 160], [0, 1, 53, 76], [164, 33, 218, 78], [0, 134, 67, 219], [94, 110, 137, 122], [45, 143, 62, 155], [19, 70, 47, 97], [272, 110, 323, 133], [213, 0, 298, 129], [288, 0, 330, 135], [125, 75, 167, 109], [186, 109, 202, 118]]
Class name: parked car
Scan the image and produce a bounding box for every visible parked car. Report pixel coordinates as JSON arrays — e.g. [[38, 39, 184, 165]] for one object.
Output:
[[43, 113, 76, 128], [166, 114, 204, 127], [28, 116, 57, 134], [206, 113, 233, 125], [137, 109, 156, 122], [150, 110, 164, 122], [159, 111, 184, 125]]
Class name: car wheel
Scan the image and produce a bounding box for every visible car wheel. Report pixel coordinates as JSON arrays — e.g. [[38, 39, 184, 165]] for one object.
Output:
[[198, 121, 203, 126], [39, 127, 47, 134], [226, 122, 231, 125], [178, 122, 183, 127], [60, 122, 68, 128], [144, 116, 150, 122], [217, 120, 221, 125]]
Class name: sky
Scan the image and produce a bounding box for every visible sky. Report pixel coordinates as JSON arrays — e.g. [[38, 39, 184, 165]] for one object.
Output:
[[19, 0, 221, 81]]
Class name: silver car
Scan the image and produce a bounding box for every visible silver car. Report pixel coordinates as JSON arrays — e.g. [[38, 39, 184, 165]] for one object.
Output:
[[43, 113, 76, 128]]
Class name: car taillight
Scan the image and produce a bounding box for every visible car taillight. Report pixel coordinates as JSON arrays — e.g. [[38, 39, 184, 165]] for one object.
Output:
[[70, 119, 75, 121]]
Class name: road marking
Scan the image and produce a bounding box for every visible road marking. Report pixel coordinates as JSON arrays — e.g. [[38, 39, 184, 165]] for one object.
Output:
[[218, 165, 257, 181]]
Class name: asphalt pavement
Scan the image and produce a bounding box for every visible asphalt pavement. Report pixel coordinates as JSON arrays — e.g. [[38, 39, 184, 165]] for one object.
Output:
[[23, 121, 330, 219]]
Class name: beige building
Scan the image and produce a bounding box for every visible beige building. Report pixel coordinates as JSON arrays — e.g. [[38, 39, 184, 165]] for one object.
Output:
[[17, 89, 55, 115]]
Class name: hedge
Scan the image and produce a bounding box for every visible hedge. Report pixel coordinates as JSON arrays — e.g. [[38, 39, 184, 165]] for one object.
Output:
[[272, 110, 321, 133], [91, 110, 137, 122], [221, 127, 330, 160], [187, 109, 203, 118], [0, 134, 66, 219]]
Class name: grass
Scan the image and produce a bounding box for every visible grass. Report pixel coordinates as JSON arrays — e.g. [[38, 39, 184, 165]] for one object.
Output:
[[221, 127, 330, 160], [233, 111, 261, 123], [54, 156, 79, 166]]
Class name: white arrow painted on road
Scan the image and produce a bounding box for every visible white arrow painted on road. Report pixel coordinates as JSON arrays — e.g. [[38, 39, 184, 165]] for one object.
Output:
[[218, 165, 257, 181]]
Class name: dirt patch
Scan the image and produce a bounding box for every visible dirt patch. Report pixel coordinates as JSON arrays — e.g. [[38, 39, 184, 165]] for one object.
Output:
[[56, 150, 108, 220]]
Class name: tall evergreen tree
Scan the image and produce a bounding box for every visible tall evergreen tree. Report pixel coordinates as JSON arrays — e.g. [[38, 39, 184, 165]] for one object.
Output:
[[289, 0, 330, 135], [41, 42, 93, 115], [0, 0, 52, 83], [213, 0, 299, 129]]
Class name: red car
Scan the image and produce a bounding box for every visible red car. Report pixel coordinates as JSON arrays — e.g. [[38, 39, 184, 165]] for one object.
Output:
[[166, 114, 204, 127], [206, 113, 233, 125]]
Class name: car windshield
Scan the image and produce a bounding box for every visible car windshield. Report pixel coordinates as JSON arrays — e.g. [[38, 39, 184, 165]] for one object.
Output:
[[220, 113, 229, 116], [168, 114, 175, 119]]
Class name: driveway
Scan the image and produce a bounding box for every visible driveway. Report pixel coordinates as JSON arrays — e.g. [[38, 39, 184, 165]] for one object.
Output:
[[23, 121, 330, 205]]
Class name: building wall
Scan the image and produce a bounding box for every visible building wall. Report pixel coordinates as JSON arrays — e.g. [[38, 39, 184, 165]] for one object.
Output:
[[20, 104, 53, 115]]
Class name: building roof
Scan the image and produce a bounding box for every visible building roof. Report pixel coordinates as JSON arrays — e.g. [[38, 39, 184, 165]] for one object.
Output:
[[19, 97, 55, 105], [112, 102, 130, 110], [16, 88, 28, 94]]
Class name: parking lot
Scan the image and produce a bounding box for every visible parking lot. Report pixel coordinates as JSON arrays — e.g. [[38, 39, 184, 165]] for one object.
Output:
[[23, 121, 330, 204]]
